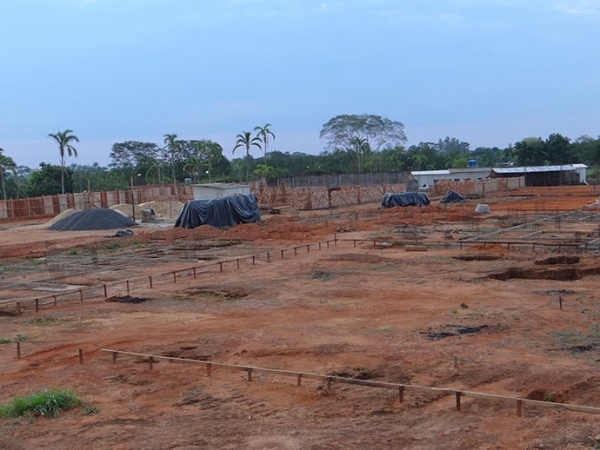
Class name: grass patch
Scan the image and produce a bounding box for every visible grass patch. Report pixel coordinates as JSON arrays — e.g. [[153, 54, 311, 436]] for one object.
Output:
[[69, 249, 77, 256], [0, 389, 82, 418], [105, 241, 121, 250], [27, 317, 58, 327], [374, 326, 393, 333], [0, 338, 12, 344]]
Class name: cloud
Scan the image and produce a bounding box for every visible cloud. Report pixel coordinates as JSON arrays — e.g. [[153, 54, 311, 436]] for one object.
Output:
[[555, 1, 600, 15]]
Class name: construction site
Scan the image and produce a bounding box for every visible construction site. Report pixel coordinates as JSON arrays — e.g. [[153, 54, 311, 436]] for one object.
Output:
[[2, 185, 600, 449]]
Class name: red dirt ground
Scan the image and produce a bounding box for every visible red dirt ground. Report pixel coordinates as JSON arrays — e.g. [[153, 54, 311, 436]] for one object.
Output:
[[2, 188, 600, 449]]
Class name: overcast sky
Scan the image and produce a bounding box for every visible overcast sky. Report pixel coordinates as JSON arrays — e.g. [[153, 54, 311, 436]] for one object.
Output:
[[1, 0, 599, 168]]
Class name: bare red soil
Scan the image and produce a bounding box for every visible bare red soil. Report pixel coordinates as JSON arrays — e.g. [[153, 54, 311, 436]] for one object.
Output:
[[1, 189, 600, 449]]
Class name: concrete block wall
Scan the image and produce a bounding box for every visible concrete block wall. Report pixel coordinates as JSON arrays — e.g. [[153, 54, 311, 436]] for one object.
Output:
[[430, 177, 524, 197], [256, 183, 406, 210]]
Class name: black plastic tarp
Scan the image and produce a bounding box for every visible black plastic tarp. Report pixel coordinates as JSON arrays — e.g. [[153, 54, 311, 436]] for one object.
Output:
[[175, 194, 261, 229], [440, 190, 467, 204], [381, 192, 430, 208]]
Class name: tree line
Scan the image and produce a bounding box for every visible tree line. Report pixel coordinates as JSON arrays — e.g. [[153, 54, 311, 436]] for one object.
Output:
[[1, 114, 599, 199]]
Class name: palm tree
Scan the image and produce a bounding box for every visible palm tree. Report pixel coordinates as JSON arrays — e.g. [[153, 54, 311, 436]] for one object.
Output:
[[254, 124, 275, 166], [145, 158, 167, 185], [193, 140, 223, 182], [163, 133, 181, 185], [183, 156, 204, 183], [233, 131, 261, 179], [48, 129, 79, 194], [345, 137, 371, 174], [0, 149, 17, 200]]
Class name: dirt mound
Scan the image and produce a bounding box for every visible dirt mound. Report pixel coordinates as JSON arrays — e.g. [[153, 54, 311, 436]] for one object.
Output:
[[45, 209, 80, 227], [48, 208, 138, 231]]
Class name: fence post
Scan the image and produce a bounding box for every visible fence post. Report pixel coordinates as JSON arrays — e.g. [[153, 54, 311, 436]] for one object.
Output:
[[455, 391, 462, 411], [16, 302, 21, 314], [297, 373, 302, 386], [219, 262, 223, 272], [16, 341, 21, 360], [206, 362, 212, 377], [247, 368, 252, 382], [398, 385, 404, 403], [149, 276, 153, 288], [35, 299, 39, 312], [103, 285, 107, 299], [126, 280, 130, 294], [79, 348, 83, 364], [79, 290, 83, 302], [112, 352, 117, 364], [516, 399, 522, 417], [149, 356, 154, 370]]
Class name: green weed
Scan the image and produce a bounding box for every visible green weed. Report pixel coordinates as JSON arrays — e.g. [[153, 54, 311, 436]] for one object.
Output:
[[69, 249, 77, 256], [451, 309, 458, 314], [374, 326, 393, 333], [0, 389, 82, 418], [0, 338, 12, 344]]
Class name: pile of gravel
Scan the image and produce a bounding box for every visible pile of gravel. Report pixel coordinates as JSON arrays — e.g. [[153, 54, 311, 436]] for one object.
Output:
[[48, 208, 138, 231]]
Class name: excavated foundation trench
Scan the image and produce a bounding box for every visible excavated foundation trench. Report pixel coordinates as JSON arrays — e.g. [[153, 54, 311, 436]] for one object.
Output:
[[488, 266, 600, 281]]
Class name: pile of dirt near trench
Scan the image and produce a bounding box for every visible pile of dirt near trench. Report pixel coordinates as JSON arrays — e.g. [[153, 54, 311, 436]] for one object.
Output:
[[48, 208, 138, 231]]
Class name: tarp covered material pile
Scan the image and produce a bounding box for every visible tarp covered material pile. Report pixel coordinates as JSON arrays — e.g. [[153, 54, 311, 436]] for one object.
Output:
[[381, 192, 430, 208], [49, 208, 138, 231], [440, 190, 467, 204], [175, 194, 261, 229]]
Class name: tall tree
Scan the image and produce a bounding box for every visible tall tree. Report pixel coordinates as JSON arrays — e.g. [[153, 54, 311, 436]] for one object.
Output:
[[163, 133, 182, 184], [320, 114, 407, 155], [254, 123, 275, 165], [109, 141, 161, 168], [48, 129, 79, 194], [513, 137, 546, 166], [0, 148, 17, 200], [232, 131, 261, 179]]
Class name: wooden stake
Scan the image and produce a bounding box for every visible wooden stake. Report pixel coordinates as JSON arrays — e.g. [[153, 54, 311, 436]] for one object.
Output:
[[297, 373, 302, 386], [126, 280, 130, 293], [252, 256, 256, 265], [327, 376, 332, 390], [16, 341, 21, 360], [53, 295, 57, 306], [16, 302, 21, 314], [79, 290, 83, 302], [281, 250, 284, 258], [559, 296, 563, 310], [79, 348, 83, 364], [206, 362, 212, 377], [112, 351, 117, 364], [148, 356, 154, 370], [455, 391, 462, 411], [247, 368, 252, 382], [149, 276, 153, 288], [237, 259, 240, 268], [517, 399, 522, 417], [173, 272, 177, 283], [103, 284, 107, 298], [193, 267, 197, 278], [219, 262, 223, 272], [35, 298, 39, 312], [398, 385, 404, 403], [453, 355, 458, 368]]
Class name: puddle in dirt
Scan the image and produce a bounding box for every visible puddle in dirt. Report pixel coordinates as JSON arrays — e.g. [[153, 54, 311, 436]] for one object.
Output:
[[422, 324, 490, 340], [105, 295, 149, 304]]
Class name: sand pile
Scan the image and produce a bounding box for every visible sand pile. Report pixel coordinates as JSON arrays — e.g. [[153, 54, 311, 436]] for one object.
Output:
[[138, 201, 184, 219], [110, 204, 142, 217], [48, 208, 138, 231]]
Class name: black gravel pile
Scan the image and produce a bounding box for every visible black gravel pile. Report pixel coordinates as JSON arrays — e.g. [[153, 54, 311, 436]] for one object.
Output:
[[49, 208, 138, 231]]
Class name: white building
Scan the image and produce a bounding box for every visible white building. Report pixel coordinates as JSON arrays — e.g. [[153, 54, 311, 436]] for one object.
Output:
[[411, 167, 492, 190]]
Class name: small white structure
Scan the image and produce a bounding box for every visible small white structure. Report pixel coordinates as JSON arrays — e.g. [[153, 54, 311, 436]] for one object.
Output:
[[192, 183, 250, 200], [572, 164, 588, 184], [411, 167, 492, 190]]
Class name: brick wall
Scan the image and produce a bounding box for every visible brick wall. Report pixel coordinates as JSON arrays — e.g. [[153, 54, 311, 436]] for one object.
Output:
[[430, 177, 524, 197]]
